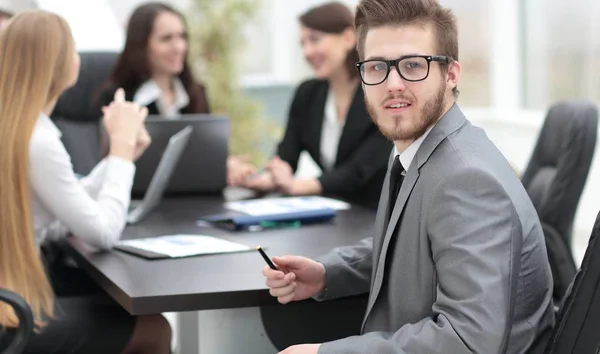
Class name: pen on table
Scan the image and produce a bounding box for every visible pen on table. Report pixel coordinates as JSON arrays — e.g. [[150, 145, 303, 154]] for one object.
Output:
[[256, 246, 277, 270]]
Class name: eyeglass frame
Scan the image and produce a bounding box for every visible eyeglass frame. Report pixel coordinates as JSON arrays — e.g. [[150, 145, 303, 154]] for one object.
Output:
[[355, 55, 454, 86]]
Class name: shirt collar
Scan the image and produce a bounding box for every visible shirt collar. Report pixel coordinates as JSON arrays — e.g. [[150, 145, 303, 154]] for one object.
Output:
[[394, 125, 435, 172], [133, 78, 190, 112], [325, 90, 340, 124], [37, 113, 62, 138]]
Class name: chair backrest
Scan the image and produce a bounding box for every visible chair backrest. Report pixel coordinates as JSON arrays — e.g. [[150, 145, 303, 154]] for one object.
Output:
[[521, 100, 598, 246], [53, 51, 118, 122], [52, 119, 101, 176], [50, 51, 119, 175], [0, 289, 34, 353], [544, 210, 600, 354]]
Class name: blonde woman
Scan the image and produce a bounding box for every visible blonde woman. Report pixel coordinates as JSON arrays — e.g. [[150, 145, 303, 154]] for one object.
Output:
[[0, 11, 171, 354]]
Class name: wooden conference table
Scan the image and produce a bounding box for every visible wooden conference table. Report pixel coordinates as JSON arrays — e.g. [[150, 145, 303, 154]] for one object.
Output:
[[65, 188, 376, 352]]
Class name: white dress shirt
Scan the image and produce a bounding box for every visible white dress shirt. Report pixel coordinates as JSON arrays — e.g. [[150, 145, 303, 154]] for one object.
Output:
[[394, 125, 435, 173], [29, 114, 135, 250], [320, 90, 346, 171], [133, 78, 189, 118]]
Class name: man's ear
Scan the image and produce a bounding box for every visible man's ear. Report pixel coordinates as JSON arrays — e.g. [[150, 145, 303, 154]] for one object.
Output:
[[446, 60, 461, 92]]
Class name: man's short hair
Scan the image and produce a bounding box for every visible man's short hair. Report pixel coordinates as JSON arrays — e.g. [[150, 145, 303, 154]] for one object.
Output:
[[355, 0, 459, 96]]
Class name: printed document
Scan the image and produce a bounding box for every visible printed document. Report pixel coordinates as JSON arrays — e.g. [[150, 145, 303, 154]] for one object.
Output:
[[117, 234, 251, 258]]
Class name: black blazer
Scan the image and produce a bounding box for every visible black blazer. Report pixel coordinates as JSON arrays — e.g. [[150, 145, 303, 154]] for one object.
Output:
[[96, 83, 210, 116], [95, 83, 210, 157], [277, 79, 392, 210]]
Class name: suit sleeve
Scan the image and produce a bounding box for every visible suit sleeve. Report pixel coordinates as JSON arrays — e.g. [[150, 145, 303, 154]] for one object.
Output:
[[314, 237, 373, 301], [276, 81, 314, 171], [318, 167, 522, 354], [318, 126, 391, 195]]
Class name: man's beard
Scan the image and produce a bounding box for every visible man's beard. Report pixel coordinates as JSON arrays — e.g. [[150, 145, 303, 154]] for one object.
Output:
[[366, 81, 447, 142]]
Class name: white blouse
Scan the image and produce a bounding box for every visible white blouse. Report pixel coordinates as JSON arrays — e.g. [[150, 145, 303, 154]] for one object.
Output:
[[319, 90, 345, 171], [133, 78, 190, 118], [29, 114, 135, 249]]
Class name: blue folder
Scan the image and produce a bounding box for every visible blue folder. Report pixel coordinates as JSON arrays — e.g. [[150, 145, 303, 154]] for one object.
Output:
[[199, 208, 337, 231]]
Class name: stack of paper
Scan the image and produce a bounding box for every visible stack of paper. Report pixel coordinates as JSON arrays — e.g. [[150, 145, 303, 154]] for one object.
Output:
[[224, 196, 351, 217]]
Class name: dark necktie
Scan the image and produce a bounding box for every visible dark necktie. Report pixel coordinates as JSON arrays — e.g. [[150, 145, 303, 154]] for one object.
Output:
[[388, 155, 405, 219]]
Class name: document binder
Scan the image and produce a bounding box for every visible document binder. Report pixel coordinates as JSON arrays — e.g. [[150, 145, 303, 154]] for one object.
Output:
[[199, 208, 337, 231]]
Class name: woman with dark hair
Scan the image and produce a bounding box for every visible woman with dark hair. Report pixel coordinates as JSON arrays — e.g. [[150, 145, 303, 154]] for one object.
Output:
[[98, 2, 209, 116], [229, 1, 392, 210]]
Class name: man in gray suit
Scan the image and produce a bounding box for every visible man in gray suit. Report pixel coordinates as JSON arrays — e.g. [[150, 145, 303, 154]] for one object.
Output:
[[262, 0, 555, 353]]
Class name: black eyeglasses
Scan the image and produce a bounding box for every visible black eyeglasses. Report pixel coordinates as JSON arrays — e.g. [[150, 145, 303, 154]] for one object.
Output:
[[355, 55, 453, 85]]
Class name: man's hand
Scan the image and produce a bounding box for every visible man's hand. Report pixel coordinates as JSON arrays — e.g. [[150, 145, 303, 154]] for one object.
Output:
[[279, 344, 321, 354], [262, 255, 326, 304]]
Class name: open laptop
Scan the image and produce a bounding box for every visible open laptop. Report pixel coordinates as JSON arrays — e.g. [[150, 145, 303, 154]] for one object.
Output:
[[131, 115, 229, 197], [127, 125, 193, 224]]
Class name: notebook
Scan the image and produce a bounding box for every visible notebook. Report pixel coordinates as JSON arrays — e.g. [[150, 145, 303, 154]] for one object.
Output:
[[199, 208, 337, 231], [114, 234, 252, 260]]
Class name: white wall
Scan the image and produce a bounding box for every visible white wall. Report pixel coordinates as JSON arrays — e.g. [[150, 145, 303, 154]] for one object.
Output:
[[0, 0, 34, 13], [36, 0, 123, 51], [107, 0, 192, 26]]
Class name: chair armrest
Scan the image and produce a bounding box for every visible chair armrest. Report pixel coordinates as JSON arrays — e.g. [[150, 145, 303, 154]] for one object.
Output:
[[0, 289, 34, 353]]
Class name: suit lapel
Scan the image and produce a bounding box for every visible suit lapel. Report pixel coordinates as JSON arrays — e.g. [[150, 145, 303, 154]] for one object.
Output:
[[335, 85, 368, 165], [412, 104, 467, 171], [361, 104, 468, 331], [362, 160, 420, 330], [370, 151, 395, 274]]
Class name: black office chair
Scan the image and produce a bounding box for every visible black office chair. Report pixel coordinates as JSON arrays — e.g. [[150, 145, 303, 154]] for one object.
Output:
[[521, 100, 598, 301], [51, 51, 119, 175], [0, 289, 34, 353], [543, 210, 600, 354], [260, 294, 367, 350]]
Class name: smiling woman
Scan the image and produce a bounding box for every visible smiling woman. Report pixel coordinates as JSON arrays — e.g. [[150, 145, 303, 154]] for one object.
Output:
[[98, 2, 210, 117], [227, 1, 393, 210]]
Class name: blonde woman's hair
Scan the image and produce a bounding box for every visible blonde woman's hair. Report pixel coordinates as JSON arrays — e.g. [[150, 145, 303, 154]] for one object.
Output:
[[0, 10, 77, 327]]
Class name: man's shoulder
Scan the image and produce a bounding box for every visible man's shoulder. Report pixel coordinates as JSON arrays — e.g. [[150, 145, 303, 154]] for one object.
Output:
[[433, 119, 510, 171], [421, 123, 538, 223]]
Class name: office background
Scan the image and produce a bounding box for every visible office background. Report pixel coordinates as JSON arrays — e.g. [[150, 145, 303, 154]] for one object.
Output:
[[13, 0, 596, 264], [2, 0, 598, 352]]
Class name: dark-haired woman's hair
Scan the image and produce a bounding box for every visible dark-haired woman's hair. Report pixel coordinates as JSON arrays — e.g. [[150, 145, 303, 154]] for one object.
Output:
[[299, 1, 359, 79], [106, 2, 208, 113]]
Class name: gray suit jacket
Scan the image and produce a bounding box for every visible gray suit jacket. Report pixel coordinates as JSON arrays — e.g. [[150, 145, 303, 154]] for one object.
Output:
[[316, 104, 555, 354]]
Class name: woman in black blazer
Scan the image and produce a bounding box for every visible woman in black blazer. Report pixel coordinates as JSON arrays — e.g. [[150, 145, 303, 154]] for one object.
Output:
[[96, 2, 212, 158], [97, 2, 210, 116], [230, 2, 392, 209]]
